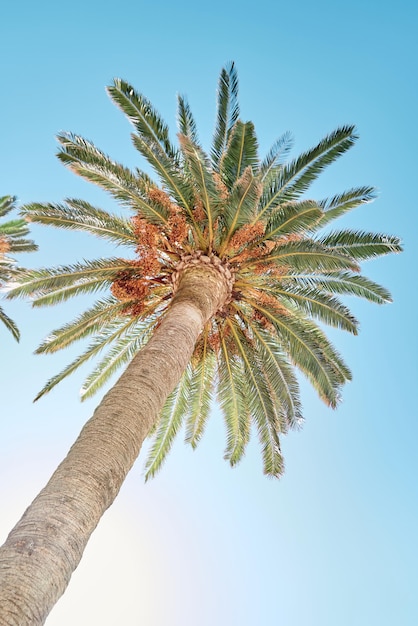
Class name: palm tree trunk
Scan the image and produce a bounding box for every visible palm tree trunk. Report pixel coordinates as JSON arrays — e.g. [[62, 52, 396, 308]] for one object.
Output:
[[0, 263, 229, 625]]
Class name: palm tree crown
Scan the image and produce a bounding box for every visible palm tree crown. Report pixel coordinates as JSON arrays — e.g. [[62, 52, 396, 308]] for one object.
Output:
[[0, 195, 37, 340], [10, 64, 401, 477]]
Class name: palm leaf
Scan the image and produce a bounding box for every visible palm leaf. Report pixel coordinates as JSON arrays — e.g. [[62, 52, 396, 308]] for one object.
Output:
[[81, 319, 156, 399], [23, 200, 136, 247], [318, 230, 403, 260], [299, 272, 393, 304], [177, 95, 200, 145], [185, 330, 217, 448], [217, 327, 250, 465], [34, 316, 140, 401], [0, 304, 20, 341], [259, 132, 293, 181], [262, 200, 323, 241], [244, 240, 359, 273], [315, 186, 377, 229], [251, 302, 350, 407], [35, 297, 132, 354], [7, 258, 130, 305], [57, 133, 169, 225], [220, 167, 262, 254], [228, 320, 284, 477], [211, 62, 240, 169], [178, 134, 221, 248], [144, 366, 193, 480], [220, 121, 259, 189], [257, 125, 357, 219], [260, 283, 359, 333], [107, 78, 177, 160]]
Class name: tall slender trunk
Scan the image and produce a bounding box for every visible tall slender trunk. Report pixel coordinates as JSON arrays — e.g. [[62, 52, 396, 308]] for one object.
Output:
[[0, 263, 229, 625]]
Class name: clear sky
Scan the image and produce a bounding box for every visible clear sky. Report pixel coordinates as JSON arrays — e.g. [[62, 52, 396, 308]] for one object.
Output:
[[1, 1, 417, 624]]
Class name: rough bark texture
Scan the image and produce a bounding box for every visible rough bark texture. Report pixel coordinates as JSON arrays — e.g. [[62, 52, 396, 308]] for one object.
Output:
[[0, 264, 229, 625]]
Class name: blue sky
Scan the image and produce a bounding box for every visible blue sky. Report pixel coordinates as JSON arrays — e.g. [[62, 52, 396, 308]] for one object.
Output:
[[1, 1, 417, 624]]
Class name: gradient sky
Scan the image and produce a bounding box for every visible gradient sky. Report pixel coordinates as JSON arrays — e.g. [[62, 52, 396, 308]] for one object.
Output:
[[1, 1, 417, 624]]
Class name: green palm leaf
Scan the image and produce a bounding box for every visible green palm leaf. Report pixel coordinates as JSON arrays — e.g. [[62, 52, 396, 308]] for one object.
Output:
[[259, 132, 293, 181], [35, 297, 133, 354], [315, 186, 377, 229], [177, 95, 200, 145], [7, 258, 130, 305], [81, 319, 156, 399], [257, 125, 357, 219], [23, 200, 136, 247], [220, 166, 262, 254], [217, 328, 250, 465], [212, 62, 240, 170], [262, 200, 324, 241], [34, 316, 140, 401], [228, 320, 284, 477], [318, 230, 402, 260], [57, 133, 169, 225], [245, 240, 359, 273], [220, 121, 259, 189], [185, 330, 217, 448], [178, 134, 221, 248], [107, 78, 177, 160], [0, 304, 20, 341], [144, 366, 193, 480]]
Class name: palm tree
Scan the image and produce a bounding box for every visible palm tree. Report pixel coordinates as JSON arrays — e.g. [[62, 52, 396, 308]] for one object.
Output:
[[0, 195, 37, 340], [0, 64, 401, 624]]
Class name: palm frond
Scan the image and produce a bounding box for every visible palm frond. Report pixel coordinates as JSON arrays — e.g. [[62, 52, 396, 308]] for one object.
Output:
[[251, 302, 350, 407], [245, 240, 359, 273], [57, 133, 169, 225], [246, 319, 303, 430], [177, 95, 200, 145], [262, 200, 323, 241], [318, 230, 403, 260], [259, 132, 293, 181], [185, 330, 217, 448], [23, 200, 136, 246], [0, 304, 20, 341], [0, 195, 17, 217], [211, 62, 240, 170], [7, 258, 129, 305], [297, 272, 393, 304], [35, 297, 132, 354], [107, 78, 177, 160], [178, 134, 221, 248], [34, 316, 139, 401], [144, 366, 193, 480], [220, 167, 262, 254], [258, 125, 357, 218], [260, 282, 359, 333], [80, 319, 156, 399], [131, 133, 195, 218], [217, 327, 250, 465], [228, 320, 284, 477], [220, 121, 259, 189], [315, 186, 377, 229]]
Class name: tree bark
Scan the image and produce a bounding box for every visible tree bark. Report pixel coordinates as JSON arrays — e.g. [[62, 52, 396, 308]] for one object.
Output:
[[0, 264, 229, 625]]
